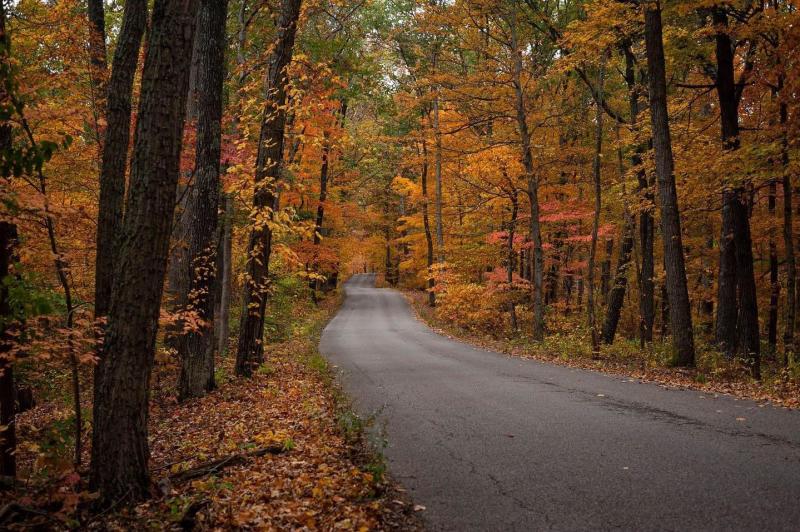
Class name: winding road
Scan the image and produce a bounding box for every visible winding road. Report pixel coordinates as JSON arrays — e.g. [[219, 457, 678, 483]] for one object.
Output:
[[320, 274, 800, 531]]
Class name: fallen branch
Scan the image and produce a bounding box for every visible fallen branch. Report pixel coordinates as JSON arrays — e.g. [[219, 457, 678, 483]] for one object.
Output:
[[0, 502, 59, 526], [169, 444, 288, 483]]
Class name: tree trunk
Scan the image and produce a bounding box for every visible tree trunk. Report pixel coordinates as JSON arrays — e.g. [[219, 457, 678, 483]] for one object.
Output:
[[710, 7, 760, 375], [215, 193, 233, 356], [587, 60, 605, 355], [177, 0, 229, 401], [420, 138, 436, 307], [644, 1, 695, 366], [90, 0, 199, 504], [602, 209, 635, 344], [94, 0, 147, 321], [768, 179, 779, 354], [507, 192, 519, 332], [433, 88, 445, 264], [600, 238, 613, 305], [511, 25, 544, 340], [0, 222, 16, 480], [780, 95, 795, 363], [235, 0, 303, 377], [0, 3, 16, 480], [86, 0, 107, 146]]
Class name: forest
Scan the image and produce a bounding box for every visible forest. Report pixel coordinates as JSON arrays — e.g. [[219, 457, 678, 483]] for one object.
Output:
[[0, 0, 799, 528]]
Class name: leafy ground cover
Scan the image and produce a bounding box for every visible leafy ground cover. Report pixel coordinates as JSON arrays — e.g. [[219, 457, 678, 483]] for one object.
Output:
[[3, 295, 422, 530]]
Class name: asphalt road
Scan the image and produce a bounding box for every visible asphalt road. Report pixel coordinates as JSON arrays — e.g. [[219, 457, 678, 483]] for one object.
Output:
[[320, 274, 800, 531]]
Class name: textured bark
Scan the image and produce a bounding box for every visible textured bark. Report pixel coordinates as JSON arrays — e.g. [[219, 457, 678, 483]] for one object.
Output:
[[421, 139, 436, 307], [0, 223, 16, 479], [235, 0, 302, 376], [177, 0, 229, 401], [90, 0, 199, 504], [644, 1, 695, 366], [587, 61, 604, 355], [602, 210, 635, 344], [0, 1, 16, 480], [712, 7, 760, 376], [94, 0, 147, 321], [511, 25, 544, 340]]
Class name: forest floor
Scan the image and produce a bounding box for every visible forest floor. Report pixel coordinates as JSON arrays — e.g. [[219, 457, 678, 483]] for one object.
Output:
[[406, 291, 800, 410], [3, 295, 422, 531]]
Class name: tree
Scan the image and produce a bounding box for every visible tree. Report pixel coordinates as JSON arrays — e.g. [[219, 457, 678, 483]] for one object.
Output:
[[90, 0, 200, 503], [93, 0, 147, 321], [236, 0, 303, 376], [643, 0, 695, 366], [175, 0, 230, 401]]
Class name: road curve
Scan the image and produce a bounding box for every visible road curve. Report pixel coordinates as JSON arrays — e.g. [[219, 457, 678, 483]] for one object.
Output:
[[320, 274, 800, 531]]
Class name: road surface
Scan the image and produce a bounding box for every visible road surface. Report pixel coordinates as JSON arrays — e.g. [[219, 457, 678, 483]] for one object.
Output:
[[320, 274, 800, 531]]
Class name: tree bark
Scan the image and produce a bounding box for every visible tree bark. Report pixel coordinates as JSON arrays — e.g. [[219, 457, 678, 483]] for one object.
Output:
[[780, 95, 795, 362], [644, 0, 695, 366], [90, 0, 199, 504], [94, 0, 147, 321], [433, 86, 445, 264], [0, 0, 16, 481], [511, 24, 544, 340], [602, 210, 635, 344], [420, 138, 436, 307], [711, 6, 760, 376], [177, 0, 229, 401], [86, 0, 107, 145], [587, 60, 605, 355], [507, 192, 519, 332], [235, 0, 303, 377]]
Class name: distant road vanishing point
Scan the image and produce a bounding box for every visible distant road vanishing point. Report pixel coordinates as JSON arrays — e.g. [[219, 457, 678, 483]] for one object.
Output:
[[321, 274, 800, 531]]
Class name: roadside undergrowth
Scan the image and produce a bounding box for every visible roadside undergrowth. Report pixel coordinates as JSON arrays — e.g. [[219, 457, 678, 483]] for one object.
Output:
[[4, 289, 421, 530], [406, 290, 800, 409]]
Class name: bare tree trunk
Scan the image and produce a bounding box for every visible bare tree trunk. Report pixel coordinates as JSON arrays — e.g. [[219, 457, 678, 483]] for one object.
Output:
[[0, 3, 16, 480], [94, 0, 147, 321], [587, 60, 605, 356], [600, 238, 613, 305], [644, 0, 695, 366], [420, 138, 436, 307], [602, 210, 635, 344], [712, 7, 760, 377], [510, 24, 544, 340], [86, 0, 107, 146], [90, 0, 199, 504], [177, 0, 229, 401], [235, 0, 303, 376], [433, 87, 445, 264]]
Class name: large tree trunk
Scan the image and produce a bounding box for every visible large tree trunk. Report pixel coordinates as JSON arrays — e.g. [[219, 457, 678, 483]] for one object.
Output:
[[235, 0, 303, 376], [90, 0, 199, 504], [643, 1, 695, 366], [711, 7, 760, 376], [94, 0, 147, 321], [176, 0, 229, 401], [0, 1, 16, 481]]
